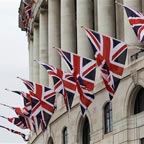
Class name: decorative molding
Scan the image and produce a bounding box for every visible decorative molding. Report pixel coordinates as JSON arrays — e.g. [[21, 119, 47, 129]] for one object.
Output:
[[131, 69, 138, 85]]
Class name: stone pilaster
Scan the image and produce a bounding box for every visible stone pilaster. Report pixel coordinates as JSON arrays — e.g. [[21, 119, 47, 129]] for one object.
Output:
[[97, 0, 116, 37], [61, 0, 76, 71], [33, 22, 39, 83], [39, 8, 48, 86], [77, 0, 94, 58], [48, 0, 60, 68]]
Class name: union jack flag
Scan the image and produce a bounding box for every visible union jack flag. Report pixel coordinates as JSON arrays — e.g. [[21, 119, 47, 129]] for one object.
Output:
[[18, 77, 56, 131], [35, 61, 77, 112], [22, 0, 32, 19], [83, 27, 127, 100], [0, 125, 29, 141], [1, 116, 27, 129], [122, 4, 144, 43], [76, 75, 94, 115], [5, 89, 32, 117], [55, 48, 96, 115], [0, 103, 35, 132], [55, 48, 96, 91]]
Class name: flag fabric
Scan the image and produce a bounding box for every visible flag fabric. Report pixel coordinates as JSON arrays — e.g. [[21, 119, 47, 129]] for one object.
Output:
[[0, 104, 35, 132], [18, 77, 56, 131], [55, 48, 96, 91], [76, 75, 94, 115], [55, 48, 96, 115], [22, 0, 32, 19], [0, 115, 27, 129], [8, 116, 34, 131], [83, 27, 127, 100], [35, 61, 77, 112], [31, 0, 35, 4], [122, 4, 144, 43], [10, 90, 32, 117], [0, 125, 29, 141], [5, 89, 32, 117], [0, 103, 26, 117]]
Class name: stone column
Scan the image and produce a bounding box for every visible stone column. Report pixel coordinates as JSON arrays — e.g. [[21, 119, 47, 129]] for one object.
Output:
[[61, 0, 76, 71], [97, 0, 116, 37], [33, 22, 39, 83], [39, 8, 48, 86], [48, 0, 61, 88], [77, 0, 94, 59], [29, 35, 33, 81], [48, 0, 60, 68]]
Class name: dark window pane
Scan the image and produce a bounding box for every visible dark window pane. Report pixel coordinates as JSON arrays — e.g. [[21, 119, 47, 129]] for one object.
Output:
[[48, 137, 54, 144], [134, 88, 144, 114], [141, 138, 144, 144], [83, 117, 90, 144], [63, 127, 68, 144]]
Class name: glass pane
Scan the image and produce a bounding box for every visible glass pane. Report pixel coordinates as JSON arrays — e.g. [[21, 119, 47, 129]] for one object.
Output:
[[83, 117, 90, 144], [134, 88, 144, 114]]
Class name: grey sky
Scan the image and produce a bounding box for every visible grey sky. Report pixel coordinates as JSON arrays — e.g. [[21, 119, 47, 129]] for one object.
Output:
[[0, 1, 29, 143]]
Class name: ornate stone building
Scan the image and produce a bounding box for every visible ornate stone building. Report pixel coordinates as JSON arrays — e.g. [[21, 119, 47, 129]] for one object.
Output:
[[19, 0, 144, 143]]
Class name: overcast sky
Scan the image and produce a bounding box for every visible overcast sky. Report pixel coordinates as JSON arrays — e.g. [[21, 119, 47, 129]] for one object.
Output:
[[0, 1, 29, 143]]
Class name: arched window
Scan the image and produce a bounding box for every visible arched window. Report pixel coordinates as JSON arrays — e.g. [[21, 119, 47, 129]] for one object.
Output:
[[104, 102, 112, 134], [134, 87, 144, 114], [82, 117, 90, 144], [63, 127, 68, 144], [48, 137, 54, 144]]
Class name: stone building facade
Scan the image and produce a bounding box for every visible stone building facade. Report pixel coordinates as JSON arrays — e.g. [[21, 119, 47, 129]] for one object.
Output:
[[19, 0, 144, 143]]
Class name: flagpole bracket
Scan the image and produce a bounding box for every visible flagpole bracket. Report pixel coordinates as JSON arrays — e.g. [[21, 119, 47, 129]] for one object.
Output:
[[130, 69, 138, 85]]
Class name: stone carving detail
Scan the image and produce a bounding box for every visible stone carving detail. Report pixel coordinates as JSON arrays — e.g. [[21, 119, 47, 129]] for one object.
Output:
[[131, 69, 138, 85]]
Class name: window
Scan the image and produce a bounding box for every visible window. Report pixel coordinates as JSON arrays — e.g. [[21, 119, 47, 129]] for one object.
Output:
[[48, 137, 54, 144], [134, 88, 144, 114], [82, 117, 90, 144], [63, 127, 68, 144], [104, 102, 112, 134], [140, 138, 144, 144]]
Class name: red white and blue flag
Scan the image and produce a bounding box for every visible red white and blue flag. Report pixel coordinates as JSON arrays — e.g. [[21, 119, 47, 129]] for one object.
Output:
[[55, 48, 96, 115], [122, 4, 144, 43], [35, 61, 77, 112], [0, 125, 29, 141], [55, 48, 96, 91], [17, 77, 56, 131], [84, 27, 127, 100], [0, 115, 27, 129], [22, 0, 32, 19], [5, 89, 32, 117], [0, 104, 35, 132]]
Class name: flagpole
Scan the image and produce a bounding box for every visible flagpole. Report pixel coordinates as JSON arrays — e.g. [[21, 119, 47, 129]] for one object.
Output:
[[81, 25, 128, 44], [82, 25, 144, 51]]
